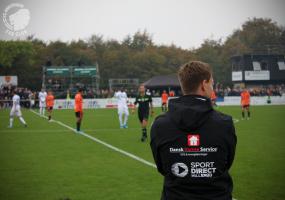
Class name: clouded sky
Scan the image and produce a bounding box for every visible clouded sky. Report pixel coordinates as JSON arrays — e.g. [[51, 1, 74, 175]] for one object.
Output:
[[0, 0, 284, 49]]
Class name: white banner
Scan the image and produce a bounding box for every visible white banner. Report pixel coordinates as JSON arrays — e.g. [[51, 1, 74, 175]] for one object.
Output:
[[278, 61, 285, 70], [0, 76, 18, 86], [244, 71, 270, 80], [50, 96, 285, 109], [53, 97, 163, 109], [232, 71, 243, 81], [218, 96, 285, 106]]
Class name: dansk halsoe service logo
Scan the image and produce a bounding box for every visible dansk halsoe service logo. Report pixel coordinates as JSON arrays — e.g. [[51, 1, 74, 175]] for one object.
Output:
[[188, 134, 200, 146], [169, 134, 218, 153]]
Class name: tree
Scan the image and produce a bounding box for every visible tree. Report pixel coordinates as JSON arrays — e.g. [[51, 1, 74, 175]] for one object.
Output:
[[1, 19, 284, 90], [130, 30, 153, 51], [231, 18, 283, 53]]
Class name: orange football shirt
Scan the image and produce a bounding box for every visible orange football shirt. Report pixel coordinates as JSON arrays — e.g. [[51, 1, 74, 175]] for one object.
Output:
[[46, 95, 54, 107], [241, 91, 250, 106], [162, 93, 168, 103], [74, 93, 83, 112]]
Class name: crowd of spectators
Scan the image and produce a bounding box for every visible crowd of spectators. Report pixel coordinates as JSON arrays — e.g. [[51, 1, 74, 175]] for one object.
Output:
[[148, 84, 284, 98], [215, 84, 284, 97], [1, 83, 284, 108], [100, 88, 139, 98], [0, 85, 36, 108]]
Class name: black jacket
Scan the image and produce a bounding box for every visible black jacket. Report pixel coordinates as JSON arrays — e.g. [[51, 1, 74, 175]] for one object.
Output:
[[150, 95, 237, 200]]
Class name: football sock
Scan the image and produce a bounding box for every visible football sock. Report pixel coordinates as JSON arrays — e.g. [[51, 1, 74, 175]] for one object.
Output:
[[9, 118, 13, 127], [76, 122, 81, 131], [19, 117, 26, 125], [142, 128, 147, 137], [123, 114, 128, 125], [119, 113, 123, 126]]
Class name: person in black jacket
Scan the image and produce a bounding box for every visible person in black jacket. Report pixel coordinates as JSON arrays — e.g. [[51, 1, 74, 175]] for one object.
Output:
[[150, 61, 237, 200]]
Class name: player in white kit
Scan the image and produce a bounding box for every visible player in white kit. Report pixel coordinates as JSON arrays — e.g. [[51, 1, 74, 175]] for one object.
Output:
[[9, 90, 27, 128], [38, 89, 47, 116], [114, 89, 129, 128]]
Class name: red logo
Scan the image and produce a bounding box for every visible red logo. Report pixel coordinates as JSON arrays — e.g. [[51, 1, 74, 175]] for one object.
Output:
[[5, 76, 11, 83], [188, 135, 200, 146]]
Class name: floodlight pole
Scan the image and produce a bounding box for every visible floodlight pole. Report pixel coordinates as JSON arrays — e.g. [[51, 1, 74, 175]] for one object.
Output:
[[70, 66, 73, 90], [96, 62, 100, 96], [42, 66, 46, 89]]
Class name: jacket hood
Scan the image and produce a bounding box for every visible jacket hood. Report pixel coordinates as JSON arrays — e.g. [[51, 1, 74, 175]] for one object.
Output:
[[168, 95, 213, 131]]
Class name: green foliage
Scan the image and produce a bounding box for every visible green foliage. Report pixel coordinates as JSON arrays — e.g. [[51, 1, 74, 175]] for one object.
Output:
[[196, 17, 284, 85], [0, 18, 284, 89], [0, 40, 35, 68], [232, 18, 283, 52]]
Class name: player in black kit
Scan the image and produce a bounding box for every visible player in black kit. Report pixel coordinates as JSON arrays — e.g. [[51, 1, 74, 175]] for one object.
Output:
[[132, 85, 153, 142]]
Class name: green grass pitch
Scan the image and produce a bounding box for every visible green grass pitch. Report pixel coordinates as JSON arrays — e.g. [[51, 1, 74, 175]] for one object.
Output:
[[0, 106, 285, 200]]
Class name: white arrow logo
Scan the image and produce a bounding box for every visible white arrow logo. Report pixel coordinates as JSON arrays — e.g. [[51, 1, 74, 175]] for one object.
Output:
[[171, 163, 188, 177]]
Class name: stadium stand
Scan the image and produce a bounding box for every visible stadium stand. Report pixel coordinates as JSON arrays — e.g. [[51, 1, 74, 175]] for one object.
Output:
[[231, 54, 285, 85]]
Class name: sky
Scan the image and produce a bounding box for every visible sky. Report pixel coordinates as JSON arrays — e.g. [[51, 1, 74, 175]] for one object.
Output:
[[0, 0, 284, 49]]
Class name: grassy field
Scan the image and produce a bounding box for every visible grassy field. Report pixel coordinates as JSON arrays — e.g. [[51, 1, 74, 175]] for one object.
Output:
[[0, 106, 285, 200]]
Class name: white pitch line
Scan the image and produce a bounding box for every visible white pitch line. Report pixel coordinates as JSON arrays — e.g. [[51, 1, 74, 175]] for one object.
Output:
[[29, 109, 238, 199], [3, 128, 140, 133], [3, 129, 70, 133], [30, 109, 157, 168], [233, 118, 240, 123]]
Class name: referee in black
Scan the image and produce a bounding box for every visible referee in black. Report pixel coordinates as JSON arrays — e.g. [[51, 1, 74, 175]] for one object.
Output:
[[132, 84, 153, 142], [150, 61, 237, 200]]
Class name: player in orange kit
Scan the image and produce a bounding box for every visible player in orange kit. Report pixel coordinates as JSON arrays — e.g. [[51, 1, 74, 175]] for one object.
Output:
[[161, 90, 168, 112], [46, 90, 55, 121], [241, 88, 251, 120], [211, 90, 217, 107], [169, 90, 175, 97], [75, 88, 83, 132]]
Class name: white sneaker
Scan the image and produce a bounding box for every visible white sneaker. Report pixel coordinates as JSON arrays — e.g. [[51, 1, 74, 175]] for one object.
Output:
[[76, 130, 84, 134]]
